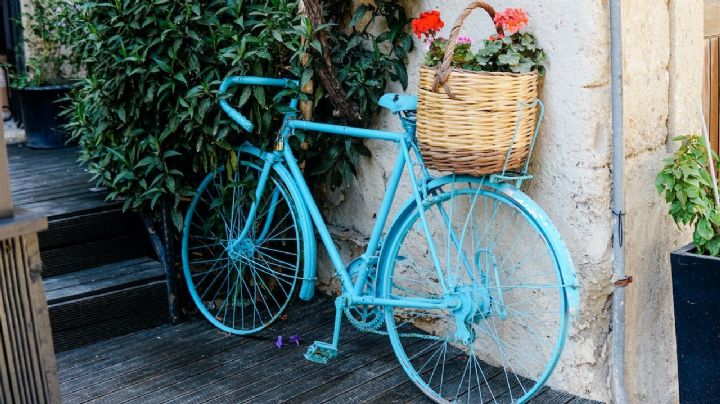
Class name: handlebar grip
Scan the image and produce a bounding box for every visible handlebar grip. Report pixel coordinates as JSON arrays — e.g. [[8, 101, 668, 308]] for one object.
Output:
[[219, 76, 297, 133]]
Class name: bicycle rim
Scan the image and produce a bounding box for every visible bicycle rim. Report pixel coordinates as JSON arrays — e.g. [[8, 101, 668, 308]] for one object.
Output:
[[381, 184, 570, 403], [182, 157, 303, 335]]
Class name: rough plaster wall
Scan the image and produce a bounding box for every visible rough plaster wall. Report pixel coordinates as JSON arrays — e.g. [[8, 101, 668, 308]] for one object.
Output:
[[316, 1, 615, 401], [623, 0, 702, 403]]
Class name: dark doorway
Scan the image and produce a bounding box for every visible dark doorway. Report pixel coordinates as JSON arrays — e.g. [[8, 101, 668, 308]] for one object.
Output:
[[1, 0, 24, 123]]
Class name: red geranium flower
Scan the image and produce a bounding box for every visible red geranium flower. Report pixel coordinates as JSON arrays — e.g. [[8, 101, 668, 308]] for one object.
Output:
[[412, 10, 444, 40], [493, 8, 529, 34]]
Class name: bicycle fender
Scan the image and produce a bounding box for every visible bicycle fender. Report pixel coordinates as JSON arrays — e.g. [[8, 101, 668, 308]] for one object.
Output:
[[237, 143, 318, 301]]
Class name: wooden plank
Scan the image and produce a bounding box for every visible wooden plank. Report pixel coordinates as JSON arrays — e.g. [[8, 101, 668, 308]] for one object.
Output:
[[472, 373, 536, 403], [6, 145, 111, 218], [57, 322, 212, 378], [40, 234, 151, 278], [62, 304, 337, 402], [168, 319, 369, 404], [706, 3, 720, 37], [53, 292, 593, 404], [565, 397, 604, 404], [0, 121, 13, 217], [46, 264, 163, 303], [705, 38, 711, 146], [49, 281, 167, 333], [9, 161, 87, 183], [52, 309, 169, 353], [11, 182, 99, 203], [361, 348, 499, 404], [229, 332, 386, 403], [91, 307, 341, 403], [0, 208, 47, 240], [12, 184, 104, 205], [0, 239, 28, 402], [59, 298, 328, 385], [526, 388, 576, 403], [7, 237, 40, 404], [62, 334, 243, 401], [275, 337, 427, 403], [140, 301, 337, 403], [19, 196, 116, 220], [8, 238, 43, 403], [0, 232, 60, 403], [40, 208, 141, 250], [44, 257, 162, 292], [363, 351, 501, 404]]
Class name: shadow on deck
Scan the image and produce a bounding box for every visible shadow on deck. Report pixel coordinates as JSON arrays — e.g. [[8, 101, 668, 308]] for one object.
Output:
[[56, 295, 600, 403]]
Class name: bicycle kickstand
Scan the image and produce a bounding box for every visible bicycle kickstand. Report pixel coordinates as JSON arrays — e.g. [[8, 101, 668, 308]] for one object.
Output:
[[304, 296, 345, 364]]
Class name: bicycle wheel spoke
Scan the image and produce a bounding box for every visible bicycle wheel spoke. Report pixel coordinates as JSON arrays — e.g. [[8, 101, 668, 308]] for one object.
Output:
[[183, 159, 303, 335], [383, 185, 571, 403]]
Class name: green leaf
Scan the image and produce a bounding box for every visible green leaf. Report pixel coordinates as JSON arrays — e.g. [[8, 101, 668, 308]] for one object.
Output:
[[698, 217, 714, 240], [301, 69, 314, 88], [350, 5, 371, 27], [393, 60, 408, 90], [163, 150, 183, 158]]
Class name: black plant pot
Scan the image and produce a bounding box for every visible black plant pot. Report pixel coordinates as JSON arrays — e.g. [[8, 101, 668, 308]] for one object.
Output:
[[14, 84, 73, 149], [671, 243, 720, 404]]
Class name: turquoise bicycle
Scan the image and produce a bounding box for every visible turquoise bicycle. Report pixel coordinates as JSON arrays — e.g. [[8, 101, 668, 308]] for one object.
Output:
[[181, 76, 580, 403]]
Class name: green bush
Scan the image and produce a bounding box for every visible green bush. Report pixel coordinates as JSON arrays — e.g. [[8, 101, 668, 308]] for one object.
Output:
[[9, 0, 81, 87], [66, 0, 411, 228]]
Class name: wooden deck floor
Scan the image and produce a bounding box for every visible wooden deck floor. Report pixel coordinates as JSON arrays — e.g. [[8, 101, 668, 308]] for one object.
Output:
[[8, 144, 111, 217], [56, 295, 599, 404], [13, 145, 601, 403]]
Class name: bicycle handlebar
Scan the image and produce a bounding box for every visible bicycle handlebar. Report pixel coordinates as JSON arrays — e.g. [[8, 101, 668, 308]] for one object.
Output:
[[219, 76, 297, 133]]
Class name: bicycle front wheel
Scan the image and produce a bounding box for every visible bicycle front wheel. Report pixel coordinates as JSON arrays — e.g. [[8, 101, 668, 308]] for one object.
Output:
[[182, 152, 307, 335], [379, 181, 573, 403]]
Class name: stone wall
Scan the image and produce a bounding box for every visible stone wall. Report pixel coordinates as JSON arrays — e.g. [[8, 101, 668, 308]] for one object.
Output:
[[318, 1, 614, 401], [623, 0, 702, 403], [315, 1, 703, 402]]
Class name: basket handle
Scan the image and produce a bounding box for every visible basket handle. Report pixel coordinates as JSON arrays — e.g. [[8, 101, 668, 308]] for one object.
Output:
[[432, 1, 504, 95]]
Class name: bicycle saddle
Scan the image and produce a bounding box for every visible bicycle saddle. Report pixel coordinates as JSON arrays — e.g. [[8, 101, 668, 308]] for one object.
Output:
[[379, 93, 417, 113]]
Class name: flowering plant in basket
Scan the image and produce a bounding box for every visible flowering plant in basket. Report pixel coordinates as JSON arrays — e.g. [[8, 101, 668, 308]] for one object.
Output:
[[412, 7, 547, 75], [411, 2, 546, 178]]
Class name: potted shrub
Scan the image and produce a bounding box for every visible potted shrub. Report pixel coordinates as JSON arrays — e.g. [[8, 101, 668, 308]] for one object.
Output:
[[11, 0, 79, 148], [655, 134, 720, 403]]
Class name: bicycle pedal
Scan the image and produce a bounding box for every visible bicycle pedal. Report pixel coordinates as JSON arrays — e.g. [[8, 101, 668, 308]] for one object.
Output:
[[304, 341, 337, 364]]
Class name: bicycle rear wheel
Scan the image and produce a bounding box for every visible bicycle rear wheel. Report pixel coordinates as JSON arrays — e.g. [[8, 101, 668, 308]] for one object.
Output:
[[182, 153, 307, 335], [379, 181, 573, 403]]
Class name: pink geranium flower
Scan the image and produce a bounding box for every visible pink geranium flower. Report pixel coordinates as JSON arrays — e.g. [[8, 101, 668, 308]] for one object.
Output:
[[493, 8, 529, 34]]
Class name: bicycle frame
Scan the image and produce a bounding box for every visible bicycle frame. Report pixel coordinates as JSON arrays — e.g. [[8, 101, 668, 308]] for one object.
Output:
[[251, 118, 448, 312], [220, 76, 455, 312], [180, 75, 581, 398], [219, 75, 565, 313]]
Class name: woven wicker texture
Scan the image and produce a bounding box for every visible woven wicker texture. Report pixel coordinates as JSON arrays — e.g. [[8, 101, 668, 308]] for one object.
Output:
[[416, 1, 540, 176]]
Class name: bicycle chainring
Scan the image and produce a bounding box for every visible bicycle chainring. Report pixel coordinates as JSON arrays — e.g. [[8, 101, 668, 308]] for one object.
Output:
[[344, 258, 385, 332]]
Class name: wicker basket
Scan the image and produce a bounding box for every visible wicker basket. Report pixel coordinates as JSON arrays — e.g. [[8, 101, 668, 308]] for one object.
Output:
[[416, 1, 540, 176]]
